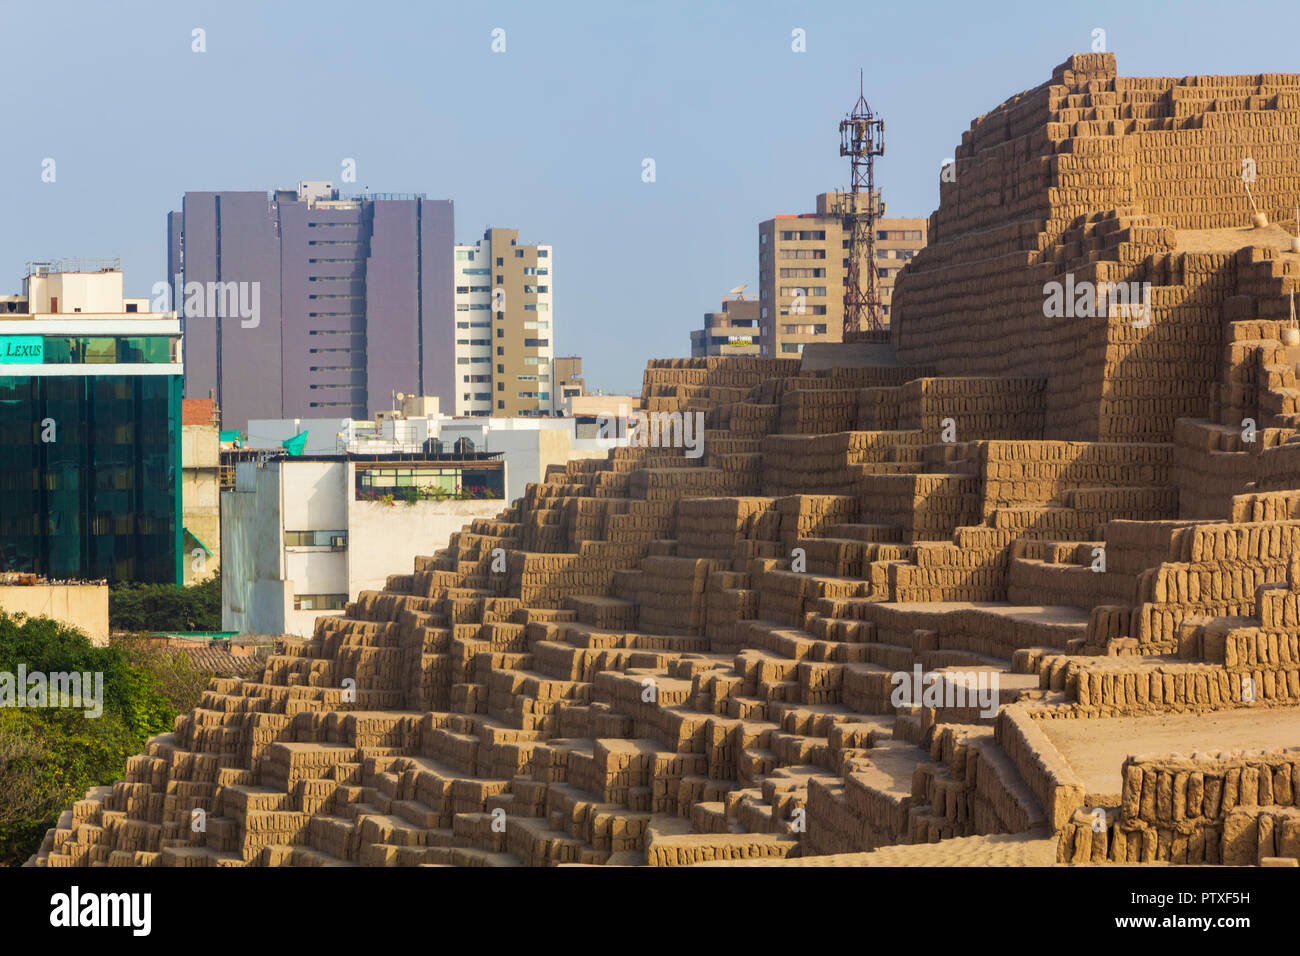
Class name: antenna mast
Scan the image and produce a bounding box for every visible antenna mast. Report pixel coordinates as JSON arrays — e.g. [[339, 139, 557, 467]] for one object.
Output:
[[838, 71, 886, 335]]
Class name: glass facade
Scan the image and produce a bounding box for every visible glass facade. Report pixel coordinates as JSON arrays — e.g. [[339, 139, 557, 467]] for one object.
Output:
[[0, 373, 182, 583], [40, 336, 175, 365], [355, 463, 504, 501]]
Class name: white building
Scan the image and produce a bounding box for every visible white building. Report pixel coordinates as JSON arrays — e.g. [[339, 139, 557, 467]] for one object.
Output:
[[244, 412, 619, 504], [222, 453, 508, 637], [452, 240, 494, 416], [453, 228, 555, 417]]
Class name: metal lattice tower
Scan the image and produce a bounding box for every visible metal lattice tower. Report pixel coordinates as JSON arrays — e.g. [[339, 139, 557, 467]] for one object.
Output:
[[838, 72, 886, 335]]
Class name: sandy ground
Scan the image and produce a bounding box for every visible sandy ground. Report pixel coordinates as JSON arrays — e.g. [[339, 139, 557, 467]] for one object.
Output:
[[1043, 708, 1300, 799], [1174, 223, 1300, 254], [693, 830, 1059, 866]]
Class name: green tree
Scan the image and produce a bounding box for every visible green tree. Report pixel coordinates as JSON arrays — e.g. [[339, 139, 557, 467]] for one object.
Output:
[[0, 612, 179, 865], [109, 574, 221, 633]]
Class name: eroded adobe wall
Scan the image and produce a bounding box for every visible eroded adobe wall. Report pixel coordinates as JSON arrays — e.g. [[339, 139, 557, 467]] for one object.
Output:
[[892, 52, 1300, 444]]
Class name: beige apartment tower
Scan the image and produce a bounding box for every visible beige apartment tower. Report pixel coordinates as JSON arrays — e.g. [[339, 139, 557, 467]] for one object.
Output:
[[454, 228, 554, 417], [758, 192, 926, 357]]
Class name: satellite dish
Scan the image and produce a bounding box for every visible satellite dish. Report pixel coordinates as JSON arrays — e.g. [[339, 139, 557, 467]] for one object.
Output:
[[396, 392, 406, 402], [728, 284, 747, 296]]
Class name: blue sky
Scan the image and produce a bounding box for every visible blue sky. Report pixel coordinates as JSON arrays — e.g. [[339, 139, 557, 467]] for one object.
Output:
[[2, 0, 1298, 393]]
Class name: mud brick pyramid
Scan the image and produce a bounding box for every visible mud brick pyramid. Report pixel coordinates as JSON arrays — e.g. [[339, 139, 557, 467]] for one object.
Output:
[[30, 53, 1300, 868]]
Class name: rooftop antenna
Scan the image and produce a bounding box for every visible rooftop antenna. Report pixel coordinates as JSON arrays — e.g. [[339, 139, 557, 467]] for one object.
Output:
[[838, 70, 886, 336]]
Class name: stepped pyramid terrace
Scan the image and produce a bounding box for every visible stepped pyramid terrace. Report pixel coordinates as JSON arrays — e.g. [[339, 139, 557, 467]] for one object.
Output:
[[30, 52, 1300, 868]]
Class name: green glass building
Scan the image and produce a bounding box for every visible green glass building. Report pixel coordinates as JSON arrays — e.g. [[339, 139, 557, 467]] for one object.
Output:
[[0, 264, 183, 584]]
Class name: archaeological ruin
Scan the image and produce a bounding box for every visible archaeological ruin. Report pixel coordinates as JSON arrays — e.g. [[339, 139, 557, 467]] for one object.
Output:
[[29, 52, 1300, 867]]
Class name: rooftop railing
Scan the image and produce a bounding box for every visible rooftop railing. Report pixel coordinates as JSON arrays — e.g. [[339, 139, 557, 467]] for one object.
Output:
[[25, 257, 122, 276]]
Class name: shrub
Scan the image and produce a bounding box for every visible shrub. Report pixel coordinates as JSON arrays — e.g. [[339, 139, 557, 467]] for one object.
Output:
[[0, 612, 178, 865], [109, 574, 221, 633]]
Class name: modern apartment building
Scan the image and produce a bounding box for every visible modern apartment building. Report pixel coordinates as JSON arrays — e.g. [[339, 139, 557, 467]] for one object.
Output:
[[0, 260, 183, 583], [758, 192, 927, 357], [453, 227, 554, 417], [690, 296, 761, 357], [222, 452, 507, 637], [167, 181, 455, 430], [245, 410, 617, 504]]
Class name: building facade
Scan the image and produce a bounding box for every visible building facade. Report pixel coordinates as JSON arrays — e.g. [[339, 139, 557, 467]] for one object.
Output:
[[453, 228, 554, 417], [244, 412, 617, 505], [0, 578, 109, 646], [758, 192, 927, 357], [552, 356, 585, 412], [0, 261, 182, 583], [181, 397, 221, 585], [690, 296, 761, 357], [222, 453, 508, 636], [168, 181, 455, 430]]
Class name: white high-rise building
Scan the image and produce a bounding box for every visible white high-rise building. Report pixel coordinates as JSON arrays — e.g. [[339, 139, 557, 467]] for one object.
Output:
[[453, 227, 554, 417]]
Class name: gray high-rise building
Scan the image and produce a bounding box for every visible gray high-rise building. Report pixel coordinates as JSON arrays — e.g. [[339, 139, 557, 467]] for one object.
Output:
[[167, 181, 454, 431]]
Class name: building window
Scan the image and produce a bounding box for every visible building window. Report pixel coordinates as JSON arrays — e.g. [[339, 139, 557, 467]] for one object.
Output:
[[293, 594, 348, 611], [40, 336, 175, 365], [355, 465, 503, 501], [285, 530, 348, 549]]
